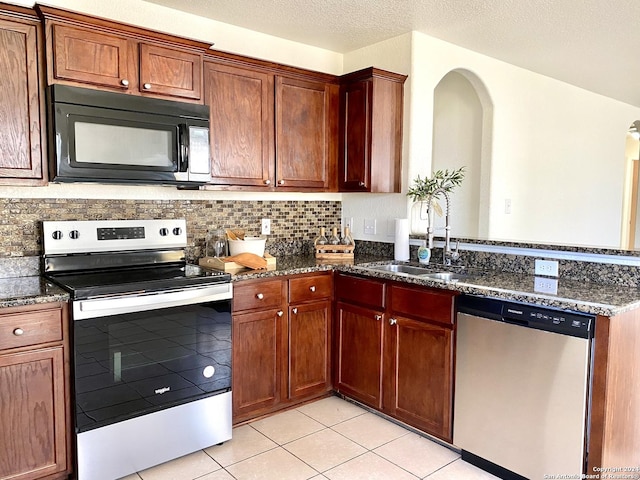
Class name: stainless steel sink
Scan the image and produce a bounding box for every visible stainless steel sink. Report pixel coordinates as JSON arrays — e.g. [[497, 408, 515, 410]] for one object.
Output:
[[422, 271, 470, 282], [365, 264, 472, 282], [367, 264, 432, 275]]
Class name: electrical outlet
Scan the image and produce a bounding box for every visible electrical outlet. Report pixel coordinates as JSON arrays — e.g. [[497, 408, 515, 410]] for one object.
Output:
[[343, 217, 353, 231], [534, 276, 558, 295], [364, 218, 377, 235], [261, 218, 271, 235], [534, 259, 559, 277], [504, 198, 512, 214]]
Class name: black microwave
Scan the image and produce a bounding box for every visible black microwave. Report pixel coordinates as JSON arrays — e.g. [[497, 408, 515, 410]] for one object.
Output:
[[48, 85, 211, 187]]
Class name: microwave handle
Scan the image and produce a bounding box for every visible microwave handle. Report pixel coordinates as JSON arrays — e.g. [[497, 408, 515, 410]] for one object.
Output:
[[178, 124, 189, 172]]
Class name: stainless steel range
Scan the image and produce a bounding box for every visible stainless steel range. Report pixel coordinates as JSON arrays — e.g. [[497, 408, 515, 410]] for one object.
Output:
[[42, 219, 233, 480]]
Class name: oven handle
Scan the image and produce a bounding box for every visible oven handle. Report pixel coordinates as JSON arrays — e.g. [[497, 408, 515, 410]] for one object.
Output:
[[73, 283, 233, 320]]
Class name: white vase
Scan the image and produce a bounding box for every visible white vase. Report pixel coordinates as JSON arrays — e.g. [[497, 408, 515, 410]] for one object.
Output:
[[410, 201, 430, 235]]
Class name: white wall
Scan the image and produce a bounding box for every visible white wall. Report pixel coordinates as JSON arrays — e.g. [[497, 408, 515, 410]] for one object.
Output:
[[343, 31, 640, 248]]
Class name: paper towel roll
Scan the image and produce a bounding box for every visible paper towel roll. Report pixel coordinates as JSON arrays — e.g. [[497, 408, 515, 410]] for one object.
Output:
[[394, 218, 410, 261]]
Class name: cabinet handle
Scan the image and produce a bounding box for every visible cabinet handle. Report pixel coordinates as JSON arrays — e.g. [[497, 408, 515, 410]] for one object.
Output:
[[120, 79, 129, 87], [389, 318, 397, 326], [292, 307, 298, 314], [309, 285, 316, 292], [358, 181, 365, 187], [13, 328, 24, 336], [143, 83, 152, 90], [277, 310, 283, 317], [264, 179, 271, 185], [256, 293, 264, 300], [278, 180, 285, 185], [374, 314, 382, 321]]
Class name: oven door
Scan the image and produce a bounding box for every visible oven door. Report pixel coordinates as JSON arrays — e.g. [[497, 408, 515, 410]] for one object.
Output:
[[73, 298, 231, 433]]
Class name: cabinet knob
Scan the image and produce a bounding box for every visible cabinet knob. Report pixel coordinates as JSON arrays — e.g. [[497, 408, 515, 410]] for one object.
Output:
[[278, 180, 285, 185], [389, 318, 397, 326], [13, 328, 24, 336], [309, 286, 316, 292], [256, 293, 264, 300], [358, 181, 365, 187], [292, 307, 298, 314], [120, 79, 129, 87], [374, 314, 382, 321], [143, 83, 152, 90], [277, 310, 283, 317], [264, 179, 271, 185]]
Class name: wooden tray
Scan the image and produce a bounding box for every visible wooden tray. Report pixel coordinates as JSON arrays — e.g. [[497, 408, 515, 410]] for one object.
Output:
[[199, 253, 276, 271], [315, 244, 355, 261]]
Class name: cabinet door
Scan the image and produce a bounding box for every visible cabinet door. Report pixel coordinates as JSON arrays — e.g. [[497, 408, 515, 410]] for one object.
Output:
[[384, 316, 454, 442], [335, 301, 383, 409], [275, 76, 337, 189], [0, 347, 67, 480], [52, 24, 131, 90], [139, 43, 202, 99], [339, 79, 371, 191], [232, 309, 286, 421], [289, 301, 331, 400], [0, 17, 44, 182], [204, 62, 274, 186]]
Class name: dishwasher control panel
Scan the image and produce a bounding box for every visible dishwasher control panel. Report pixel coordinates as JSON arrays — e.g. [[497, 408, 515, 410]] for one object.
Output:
[[457, 295, 593, 339]]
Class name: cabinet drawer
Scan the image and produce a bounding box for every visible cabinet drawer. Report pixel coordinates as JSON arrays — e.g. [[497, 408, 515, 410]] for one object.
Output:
[[390, 284, 456, 326], [335, 273, 385, 309], [0, 308, 63, 350], [289, 273, 332, 303], [233, 279, 284, 313]]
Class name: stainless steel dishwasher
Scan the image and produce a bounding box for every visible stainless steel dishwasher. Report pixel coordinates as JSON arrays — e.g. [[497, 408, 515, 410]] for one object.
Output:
[[454, 295, 594, 480]]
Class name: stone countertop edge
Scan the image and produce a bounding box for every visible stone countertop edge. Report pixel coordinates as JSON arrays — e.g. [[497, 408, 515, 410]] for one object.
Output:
[[230, 256, 640, 317], [4, 256, 640, 316], [0, 276, 69, 309]]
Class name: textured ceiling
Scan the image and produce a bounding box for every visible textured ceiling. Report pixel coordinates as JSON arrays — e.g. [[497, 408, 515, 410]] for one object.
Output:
[[144, 0, 640, 108]]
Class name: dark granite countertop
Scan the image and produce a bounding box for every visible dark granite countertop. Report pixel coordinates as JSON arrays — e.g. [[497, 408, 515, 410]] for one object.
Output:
[[4, 254, 640, 316], [230, 256, 640, 317], [0, 276, 69, 309]]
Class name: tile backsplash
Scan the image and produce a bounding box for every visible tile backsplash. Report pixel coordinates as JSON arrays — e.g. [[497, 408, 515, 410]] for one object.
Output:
[[0, 198, 341, 261]]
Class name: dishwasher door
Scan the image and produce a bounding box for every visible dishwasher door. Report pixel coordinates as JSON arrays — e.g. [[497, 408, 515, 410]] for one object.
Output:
[[454, 312, 591, 479]]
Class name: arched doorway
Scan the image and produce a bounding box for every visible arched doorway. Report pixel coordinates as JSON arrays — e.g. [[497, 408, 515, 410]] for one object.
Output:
[[431, 69, 492, 239]]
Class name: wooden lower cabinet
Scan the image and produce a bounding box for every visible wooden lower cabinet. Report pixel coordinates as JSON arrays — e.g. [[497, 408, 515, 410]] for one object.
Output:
[[383, 315, 454, 441], [288, 300, 331, 400], [232, 273, 333, 423], [335, 273, 456, 441], [232, 308, 285, 420], [0, 302, 70, 480], [335, 301, 384, 409]]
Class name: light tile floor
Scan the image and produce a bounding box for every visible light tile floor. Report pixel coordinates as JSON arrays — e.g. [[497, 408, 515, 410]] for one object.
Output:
[[119, 396, 499, 480]]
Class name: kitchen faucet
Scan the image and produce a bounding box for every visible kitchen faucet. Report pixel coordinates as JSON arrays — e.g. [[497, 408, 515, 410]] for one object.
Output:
[[425, 187, 460, 266]]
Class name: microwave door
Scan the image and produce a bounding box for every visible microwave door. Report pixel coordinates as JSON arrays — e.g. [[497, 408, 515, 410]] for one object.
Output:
[[53, 104, 180, 184]]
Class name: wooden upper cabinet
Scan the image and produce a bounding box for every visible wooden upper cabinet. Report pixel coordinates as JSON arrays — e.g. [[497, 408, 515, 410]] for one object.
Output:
[[139, 43, 202, 99], [0, 7, 46, 184], [339, 67, 407, 192], [41, 7, 207, 101], [275, 76, 338, 190], [52, 24, 131, 90], [204, 61, 274, 186]]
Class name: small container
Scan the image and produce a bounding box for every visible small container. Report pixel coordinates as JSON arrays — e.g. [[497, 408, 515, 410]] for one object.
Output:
[[417, 245, 431, 265], [228, 236, 266, 257]]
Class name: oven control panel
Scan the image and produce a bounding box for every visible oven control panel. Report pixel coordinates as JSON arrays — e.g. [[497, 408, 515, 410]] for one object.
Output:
[[43, 219, 188, 255]]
